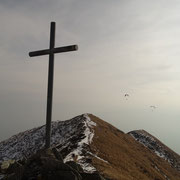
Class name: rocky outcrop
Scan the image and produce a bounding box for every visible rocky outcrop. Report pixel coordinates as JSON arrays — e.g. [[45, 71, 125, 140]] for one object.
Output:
[[0, 148, 105, 180]]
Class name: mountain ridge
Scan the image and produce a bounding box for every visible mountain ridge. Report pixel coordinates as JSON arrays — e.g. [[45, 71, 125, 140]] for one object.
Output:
[[0, 113, 180, 180]]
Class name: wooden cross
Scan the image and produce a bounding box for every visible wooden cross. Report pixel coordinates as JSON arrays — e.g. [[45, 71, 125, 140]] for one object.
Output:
[[29, 22, 78, 149]]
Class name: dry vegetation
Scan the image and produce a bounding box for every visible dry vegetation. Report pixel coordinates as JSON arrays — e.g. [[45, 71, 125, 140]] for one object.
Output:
[[88, 114, 180, 180]]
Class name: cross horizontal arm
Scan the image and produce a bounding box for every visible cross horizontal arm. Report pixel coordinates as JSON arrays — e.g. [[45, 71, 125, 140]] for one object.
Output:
[[53, 45, 78, 54], [29, 49, 50, 57], [29, 45, 78, 57]]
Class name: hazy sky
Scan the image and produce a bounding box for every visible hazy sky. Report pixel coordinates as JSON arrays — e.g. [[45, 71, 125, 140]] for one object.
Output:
[[0, 0, 180, 154]]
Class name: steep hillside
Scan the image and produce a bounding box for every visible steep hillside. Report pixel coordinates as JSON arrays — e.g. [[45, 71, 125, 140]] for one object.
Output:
[[88, 114, 180, 180], [0, 113, 180, 180]]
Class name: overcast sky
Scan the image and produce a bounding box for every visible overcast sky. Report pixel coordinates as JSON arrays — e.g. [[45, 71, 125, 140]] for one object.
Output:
[[0, 0, 180, 154]]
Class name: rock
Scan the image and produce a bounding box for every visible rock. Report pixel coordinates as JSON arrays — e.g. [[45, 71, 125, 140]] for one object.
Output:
[[43, 170, 79, 180], [3, 173, 16, 180], [20, 148, 82, 180], [41, 158, 82, 180], [80, 172, 106, 180], [6, 161, 21, 174], [52, 147, 63, 162], [0, 174, 4, 179], [1, 160, 15, 173], [66, 161, 84, 173], [1, 148, 106, 180]]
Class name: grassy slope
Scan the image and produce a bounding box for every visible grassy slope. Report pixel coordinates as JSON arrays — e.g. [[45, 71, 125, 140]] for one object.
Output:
[[88, 114, 180, 180]]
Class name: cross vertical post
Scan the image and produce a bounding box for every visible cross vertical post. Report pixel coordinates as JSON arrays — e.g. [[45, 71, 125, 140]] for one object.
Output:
[[45, 22, 55, 149], [29, 22, 78, 149]]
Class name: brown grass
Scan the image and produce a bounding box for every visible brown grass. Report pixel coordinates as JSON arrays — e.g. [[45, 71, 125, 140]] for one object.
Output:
[[88, 114, 180, 180]]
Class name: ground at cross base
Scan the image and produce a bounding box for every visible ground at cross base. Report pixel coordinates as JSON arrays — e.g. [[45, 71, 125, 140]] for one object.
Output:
[[0, 148, 106, 180], [0, 113, 180, 180]]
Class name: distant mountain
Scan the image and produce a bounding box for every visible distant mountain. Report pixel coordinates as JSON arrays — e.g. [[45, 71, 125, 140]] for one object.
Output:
[[128, 130, 180, 172], [0, 113, 180, 180]]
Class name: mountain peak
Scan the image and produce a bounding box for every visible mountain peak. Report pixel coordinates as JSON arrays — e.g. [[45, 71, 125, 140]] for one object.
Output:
[[0, 113, 97, 173], [1, 114, 180, 179]]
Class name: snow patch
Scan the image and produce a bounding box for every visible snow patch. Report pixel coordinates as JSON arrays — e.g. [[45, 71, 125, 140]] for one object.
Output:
[[87, 151, 109, 164], [64, 114, 97, 173]]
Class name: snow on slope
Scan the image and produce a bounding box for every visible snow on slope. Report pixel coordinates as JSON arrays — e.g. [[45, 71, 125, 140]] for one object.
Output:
[[129, 130, 180, 171], [63, 114, 97, 172], [0, 114, 97, 172]]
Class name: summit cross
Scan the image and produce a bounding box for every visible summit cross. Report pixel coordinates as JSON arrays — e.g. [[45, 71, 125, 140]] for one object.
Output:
[[29, 22, 78, 149]]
